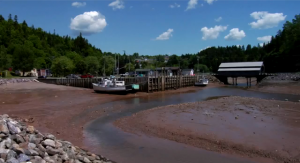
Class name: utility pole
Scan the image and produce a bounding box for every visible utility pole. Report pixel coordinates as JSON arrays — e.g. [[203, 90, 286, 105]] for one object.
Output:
[[197, 56, 199, 75], [115, 53, 116, 75], [118, 54, 119, 75], [103, 53, 106, 77]]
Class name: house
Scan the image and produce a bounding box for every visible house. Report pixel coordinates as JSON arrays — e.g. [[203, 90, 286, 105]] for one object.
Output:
[[15, 68, 38, 77], [155, 67, 180, 76], [37, 69, 52, 77], [181, 69, 194, 76]]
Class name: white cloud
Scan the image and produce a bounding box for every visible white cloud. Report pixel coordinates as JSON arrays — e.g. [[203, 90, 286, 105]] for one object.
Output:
[[257, 35, 272, 42], [259, 43, 264, 47], [70, 11, 107, 35], [215, 17, 222, 22], [170, 3, 180, 8], [71, 2, 86, 8], [204, 0, 216, 4], [156, 29, 174, 40], [249, 11, 286, 29], [186, 0, 198, 10], [201, 25, 227, 40], [108, 0, 125, 10], [224, 28, 246, 40]]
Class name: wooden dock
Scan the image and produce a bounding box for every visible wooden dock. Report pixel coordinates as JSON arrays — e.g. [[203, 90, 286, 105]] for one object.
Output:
[[38, 76, 200, 92]]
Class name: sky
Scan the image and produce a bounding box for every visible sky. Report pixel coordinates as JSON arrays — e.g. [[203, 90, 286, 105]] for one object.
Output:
[[0, 0, 299, 56]]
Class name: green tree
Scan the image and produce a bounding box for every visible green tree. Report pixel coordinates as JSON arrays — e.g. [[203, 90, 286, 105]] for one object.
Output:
[[51, 56, 74, 76], [12, 45, 35, 76], [125, 63, 135, 72], [85, 56, 100, 74]]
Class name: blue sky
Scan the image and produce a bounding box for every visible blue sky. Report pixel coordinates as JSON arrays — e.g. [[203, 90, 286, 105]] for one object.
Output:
[[0, 0, 299, 55]]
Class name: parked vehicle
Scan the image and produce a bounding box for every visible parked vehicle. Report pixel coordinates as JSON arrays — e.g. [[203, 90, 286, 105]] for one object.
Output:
[[120, 72, 129, 77], [38, 76, 47, 79], [66, 74, 81, 79], [80, 74, 94, 78]]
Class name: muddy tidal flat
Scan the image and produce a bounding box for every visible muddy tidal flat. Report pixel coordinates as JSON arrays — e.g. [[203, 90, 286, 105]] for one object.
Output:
[[114, 96, 300, 163], [250, 80, 300, 95]]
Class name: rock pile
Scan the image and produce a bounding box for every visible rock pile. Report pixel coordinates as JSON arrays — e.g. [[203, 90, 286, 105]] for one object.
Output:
[[0, 114, 115, 163], [0, 79, 38, 86], [205, 75, 220, 83], [265, 73, 300, 81]]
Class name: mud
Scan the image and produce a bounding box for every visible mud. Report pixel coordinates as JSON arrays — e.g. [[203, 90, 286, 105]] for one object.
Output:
[[250, 80, 300, 95], [114, 96, 300, 163], [0, 82, 218, 149]]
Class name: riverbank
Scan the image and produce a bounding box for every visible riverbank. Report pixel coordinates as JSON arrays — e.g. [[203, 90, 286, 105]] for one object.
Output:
[[249, 80, 300, 95], [0, 82, 219, 150], [114, 96, 300, 163]]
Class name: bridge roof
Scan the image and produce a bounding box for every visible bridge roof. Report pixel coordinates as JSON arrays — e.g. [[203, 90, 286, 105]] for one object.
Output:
[[218, 61, 264, 72]]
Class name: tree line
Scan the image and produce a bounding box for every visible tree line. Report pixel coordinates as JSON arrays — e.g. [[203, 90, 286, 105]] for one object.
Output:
[[0, 13, 299, 76]]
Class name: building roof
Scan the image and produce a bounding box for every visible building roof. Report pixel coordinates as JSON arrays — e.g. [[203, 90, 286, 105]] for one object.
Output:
[[135, 69, 151, 72], [218, 61, 264, 72], [219, 61, 263, 68], [155, 67, 180, 70]]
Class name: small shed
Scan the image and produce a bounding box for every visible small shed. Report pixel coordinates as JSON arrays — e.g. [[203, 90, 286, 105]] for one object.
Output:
[[135, 69, 152, 77], [181, 69, 194, 76], [217, 61, 265, 76]]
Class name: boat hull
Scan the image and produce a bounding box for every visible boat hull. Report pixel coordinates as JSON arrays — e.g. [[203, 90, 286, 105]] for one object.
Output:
[[92, 83, 132, 92], [194, 82, 208, 86]]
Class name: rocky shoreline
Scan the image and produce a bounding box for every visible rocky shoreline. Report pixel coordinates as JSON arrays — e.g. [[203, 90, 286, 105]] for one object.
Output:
[[0, 79, 38, 86], [0, 114, 115, 163], [265, 73, 300, 81]]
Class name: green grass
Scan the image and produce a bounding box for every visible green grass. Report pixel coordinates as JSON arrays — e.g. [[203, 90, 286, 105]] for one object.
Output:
[[0, 71, 21, 79]]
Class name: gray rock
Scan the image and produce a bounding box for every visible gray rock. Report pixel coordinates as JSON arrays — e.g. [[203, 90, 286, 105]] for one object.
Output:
[[46, 146, 61, 155], [83, 157, 91, 163], [6, 150, 17, 160], [12, 147, 24, 154], [24, 149, 39, 156], [7, 122, 21, 134], [15, 135, 25, 143], [37, 144, 46, 152], [6, 157, 19, 163], [88, 155, 95, 161], [75, 159, 82, 163], [0, 120, 9, 134], [46, 134, 56, 140], [0, 158, 4, 163], [17, 154, 30, 162], [44, 156, 55, 163], [31, 156, 46, 163], [61, 151, 69, 161], [27, 143, 36, 149], [42, 139, 55, 148], [0, 148, 10, 154]]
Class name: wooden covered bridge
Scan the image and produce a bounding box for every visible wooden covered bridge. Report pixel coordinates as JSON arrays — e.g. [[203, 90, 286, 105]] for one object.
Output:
[[212, 61, 274, 86]]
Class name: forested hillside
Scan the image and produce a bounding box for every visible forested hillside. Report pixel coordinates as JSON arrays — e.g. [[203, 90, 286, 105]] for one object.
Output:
[[0, 13, 299, 76]]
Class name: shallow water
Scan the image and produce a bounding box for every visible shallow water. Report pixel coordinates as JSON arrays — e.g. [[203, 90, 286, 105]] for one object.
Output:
[[84, 86, 300, 163]]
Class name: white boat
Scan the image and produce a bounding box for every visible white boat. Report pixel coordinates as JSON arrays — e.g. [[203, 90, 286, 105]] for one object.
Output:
[[92, 76, 132, 93], [195, 78, 209, 86], [195, 72, 209, 86]]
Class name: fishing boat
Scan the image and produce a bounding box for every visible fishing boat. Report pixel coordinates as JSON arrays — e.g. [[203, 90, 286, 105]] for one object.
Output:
[[92, 76, 132, 93], [195, 78, 209, 86], [195, 71, 209, 86]]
